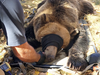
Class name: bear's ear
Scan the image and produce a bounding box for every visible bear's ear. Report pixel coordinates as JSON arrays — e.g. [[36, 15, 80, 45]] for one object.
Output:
[[40, 14, 47, 24], [33, 14, 46, 26], [37, 0, 46, 9], [79, 0, 94, 16], [33, 14, 48, 31], [34, 14, 53, 26], [40, 14, 54, 23]]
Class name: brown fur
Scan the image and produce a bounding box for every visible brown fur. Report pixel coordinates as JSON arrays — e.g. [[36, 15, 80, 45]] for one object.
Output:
[[32, 0, 94, 48], [27, 0, 94, 70], [45, 46, 57, 62], [68, 26, 89, 71], [35, 22, 70, 48], [33, 0, 80, 48]]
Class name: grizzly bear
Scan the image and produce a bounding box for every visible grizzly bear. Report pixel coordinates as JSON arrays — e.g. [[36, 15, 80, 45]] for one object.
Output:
[[25, 0, 94, 71]]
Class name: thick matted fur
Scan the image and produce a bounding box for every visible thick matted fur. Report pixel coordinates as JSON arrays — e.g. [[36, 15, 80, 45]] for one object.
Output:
[[25, 0, 94, 71]]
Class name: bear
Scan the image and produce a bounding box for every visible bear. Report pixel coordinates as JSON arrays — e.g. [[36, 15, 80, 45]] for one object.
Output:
[[67, 24, 89, 71], [25, 0, 94, 71]]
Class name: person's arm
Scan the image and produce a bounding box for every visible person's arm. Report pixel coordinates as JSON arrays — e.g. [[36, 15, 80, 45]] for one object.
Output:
[[11, 42, 40, 63]]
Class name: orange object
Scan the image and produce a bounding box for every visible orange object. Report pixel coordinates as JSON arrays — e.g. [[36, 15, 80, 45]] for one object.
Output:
[[93, 66, 99, 71]]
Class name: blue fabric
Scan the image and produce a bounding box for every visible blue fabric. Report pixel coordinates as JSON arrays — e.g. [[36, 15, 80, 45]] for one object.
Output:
[[0, 0, 27, 46], [86, 53, 100, 64]]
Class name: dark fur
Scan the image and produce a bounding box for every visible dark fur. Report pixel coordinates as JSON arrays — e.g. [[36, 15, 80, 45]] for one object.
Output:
[[25, 24, 41, 48], [68, 26, 89, 71], [25, 0, 94, 71]]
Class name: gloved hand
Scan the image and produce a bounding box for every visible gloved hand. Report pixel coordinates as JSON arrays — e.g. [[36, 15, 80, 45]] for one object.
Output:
[[36, 51, 46, 65], [11, 50, 46, 65]]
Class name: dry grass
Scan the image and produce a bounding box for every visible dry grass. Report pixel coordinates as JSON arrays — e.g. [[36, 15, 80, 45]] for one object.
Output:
[[20, 0, 42, 19], [86, 0, 100, 52], [90, 0, 100, 5]]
